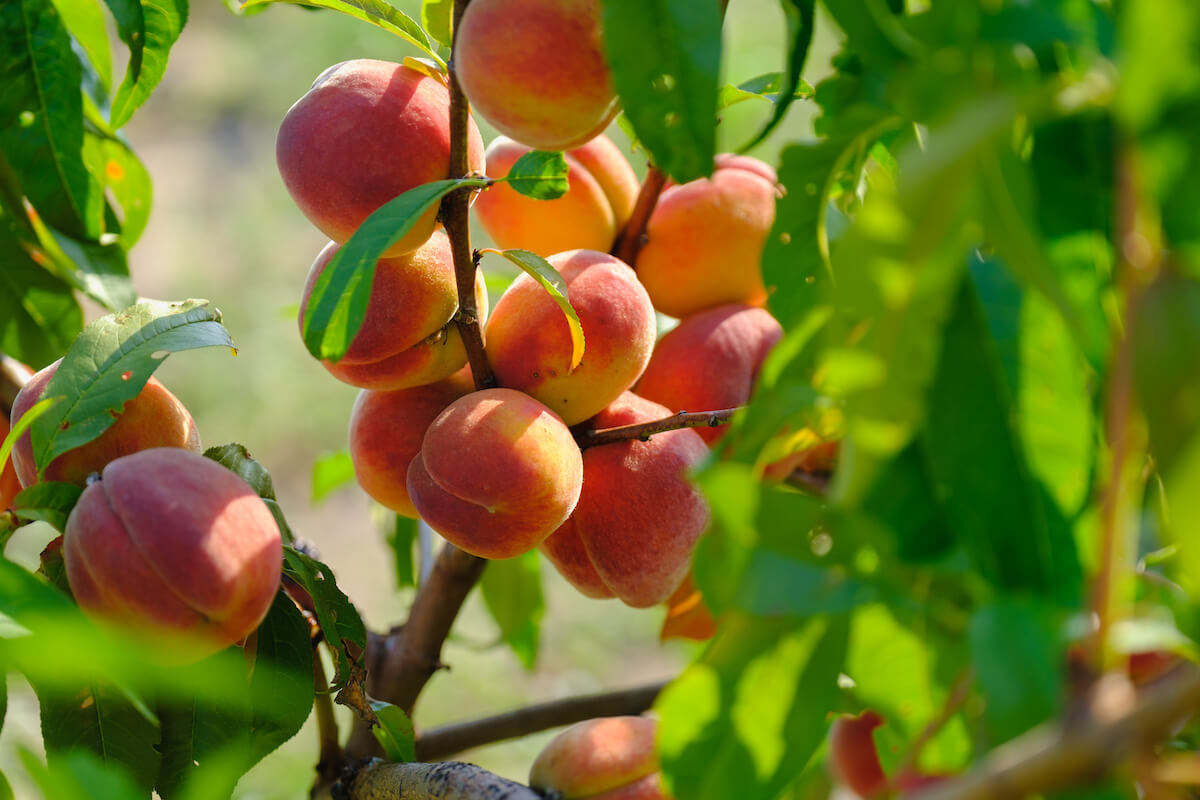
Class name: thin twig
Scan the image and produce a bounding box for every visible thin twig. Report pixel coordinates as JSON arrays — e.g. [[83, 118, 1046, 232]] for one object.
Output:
[[913, 665, 1200, 800], [897, 669, 974, 777], [313, 646, 347, 791], [415, 680, 669, 761], [611, 166, 666, 267], [579, 407, 739, 449]]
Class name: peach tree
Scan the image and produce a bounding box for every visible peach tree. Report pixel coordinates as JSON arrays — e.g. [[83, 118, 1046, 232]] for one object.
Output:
[[3, 0, 1200, 799]]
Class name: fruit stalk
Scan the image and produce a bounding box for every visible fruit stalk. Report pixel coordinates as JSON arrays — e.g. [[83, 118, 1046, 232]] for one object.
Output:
[[580, 406, 738, 449], [611, 165, 666, 266], [414, 679, 669, 761]]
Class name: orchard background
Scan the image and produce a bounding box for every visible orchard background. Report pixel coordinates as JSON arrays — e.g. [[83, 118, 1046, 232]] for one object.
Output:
[[3, 1, 1200, 800]]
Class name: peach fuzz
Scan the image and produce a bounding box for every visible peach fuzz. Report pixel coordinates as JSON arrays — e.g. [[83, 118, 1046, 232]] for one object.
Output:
[[407, 388, 583, 559], [456, 0, 618, 150], [10, 359, 201, 488], [475, 134, 638, 256], [636, 304, 783, 444], [348, 371, 473, 518], [636, 156, 779, 319], [276, 59, 485, 256], [299, 229, 487, 391], [540, 393, 709, 608], [64, 448, 282, 661], [485, 250, 656, 426], [530, 716, 672, 800]]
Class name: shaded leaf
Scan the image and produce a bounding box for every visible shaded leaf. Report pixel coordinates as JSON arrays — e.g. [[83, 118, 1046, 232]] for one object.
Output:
[[12, 482, 82, 531], [282, 546, 366, 688], [479, 550, 543, 669], [0, 228, 83, 368], [369, 700, 415, 763], [21, 749, 146, 800], [480, 248, 584, 370], [388, 515, 418, 589]]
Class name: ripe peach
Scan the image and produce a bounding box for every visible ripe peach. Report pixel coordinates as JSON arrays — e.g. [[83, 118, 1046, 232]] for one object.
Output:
[[407, 388, 583, 559], [63, 448, 282, 660], [299, 229, 487, 390], [636, 156, 779, 319], [9, 359, 201, 488], [456, 0, 618, 150], [530, 716, 672, 800], [348, 370, 473, 518], [636, 304, 783, 444], [475, 134, 638, 256], [276, 59, 485, 256], [541, 393, 709, 608], [486, 250, 656, 425]]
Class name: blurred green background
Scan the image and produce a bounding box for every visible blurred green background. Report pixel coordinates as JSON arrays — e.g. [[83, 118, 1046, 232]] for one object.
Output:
[[2, 1, 840, 796]]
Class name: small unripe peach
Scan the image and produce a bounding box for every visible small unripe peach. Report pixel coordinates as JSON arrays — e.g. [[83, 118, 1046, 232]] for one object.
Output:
[[636, 304, 783, 444], [10, 359, 201, 488], [407, 388, 583, 559], [299, 229, 487, 391], [530, 716, 672, 800], [64, 448, 283, 660], [348, 371, 474, 517], [475, 134, 638, 256], [486, 250, 656, 425], [541, 393, 709, 607], [636, 156, 778, 319], [276, 59, 485, 256], [456, 0, 618, 150]]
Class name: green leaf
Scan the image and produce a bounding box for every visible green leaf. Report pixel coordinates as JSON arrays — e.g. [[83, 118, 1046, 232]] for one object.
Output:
[[1116, 0, 1200, 130], [203, 443, 296, 546], [12, 482, 82, 531], [388, 514, 418, 590], [602, 0, 721, 183], [0, 227, 83, 368], [300, 177, 486, 362], [108, 0, 187, 129], [657, 612, 848, 800], [21, 749, 147, 800], [480, 248, 585, 370], [32, 216, 137, 312], [311, 449, 355, 504], [740, 0, 815, 151], [479, 550, 543, 670], [1, 396, 56, 478], [101, 0, 145, 91], [421, 0, 452, 49], [241, 0, 444, 69], [282, 546, 366, 689], [52, 0, 113, 92], [716, 72, 813, 111], [0, 0, 104, 239], [247, 591, 314, 764], [98, 135, 153, 248], [28, 299, 235, 479], [504, 150, 569, 200], [969, 601, 1063, 745], [369, 700, 415, 763]]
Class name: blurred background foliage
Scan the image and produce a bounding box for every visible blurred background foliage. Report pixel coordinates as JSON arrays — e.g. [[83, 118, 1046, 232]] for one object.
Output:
[[0, 0, 839, 796]]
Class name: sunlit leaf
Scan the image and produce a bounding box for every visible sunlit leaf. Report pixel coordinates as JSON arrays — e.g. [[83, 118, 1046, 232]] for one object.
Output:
[[311, 450, 355, 504], [740, 0, 815, 151], [480, 249, 585, 370], [421, 0, 453, 49], [504, 150, 569, 200], [109, 0, 187, 129]]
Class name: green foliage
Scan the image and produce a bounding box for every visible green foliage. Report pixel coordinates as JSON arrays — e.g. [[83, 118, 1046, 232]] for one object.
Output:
[[369, 700, 416, 763], [739, 0, 814, 151], [389, 515, 418, 589], [480, 248, 585, 370], [310, 449, 356, 504], [479, 550, 544, 670], [282, 546, 366, 690], [503, 150, 569, 200]]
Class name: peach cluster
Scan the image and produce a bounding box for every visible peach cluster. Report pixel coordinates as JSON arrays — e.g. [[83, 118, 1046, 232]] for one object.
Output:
[[7, 361, 282, 661]]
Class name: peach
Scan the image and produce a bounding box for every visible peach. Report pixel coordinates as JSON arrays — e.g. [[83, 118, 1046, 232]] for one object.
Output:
[[475, 134, 638, 256], [348, 370, 474, 517], [530, 716, 672, 800], [299, 229, 487, 390], [63, 447, 282, 660], [10, 359, 201, 488], [456, 0, 619, 150], [0, 417, 21, 510], [485, 250, 656, 425], [407, 388, 583, 559], [276, 59, 485, 256], [659, 573, 716, 642], [635, 156, 779, 319], [540, 393, 709, 608], [636, 304, 783, 444]]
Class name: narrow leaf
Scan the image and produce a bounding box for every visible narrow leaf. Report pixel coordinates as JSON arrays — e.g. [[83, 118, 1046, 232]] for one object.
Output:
[[716, 72, 813, 111], [479, 550, 543, 669], [388, 515, 418, 589], [740, 0, 815, 151], [29, 299, 236, 478], [480, 248, 584, 370], [108, 0, 187, 129], [281, 546, 366, 688], [602, 0, 722, 182], [504, 150, 569, 200], [300, 177, 487, 361], [52, 0, 113, 91], [369, 700, 415, 763]]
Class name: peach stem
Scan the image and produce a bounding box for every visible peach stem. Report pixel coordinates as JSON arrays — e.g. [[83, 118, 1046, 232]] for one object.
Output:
[[580, 407, 739, 449]]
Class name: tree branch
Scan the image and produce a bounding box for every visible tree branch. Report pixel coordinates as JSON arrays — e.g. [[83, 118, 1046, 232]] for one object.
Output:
[[579, 408, 738, 449], [611, 165, 666, 267], [337, 760, 540, 800], [415, 680, 669, 761], [914, 665, 1200, 800]]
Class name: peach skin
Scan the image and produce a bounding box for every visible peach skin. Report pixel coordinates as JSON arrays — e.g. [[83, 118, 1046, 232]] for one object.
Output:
[[486, 250, 656, 426], [636, 155, 779, 319], [64, 448, 282, 661], [541, 393, 709, 607], [299, 229, 487, 391], [636, 304, 783, 444], [276, 59, 485, 256], [530, 716, 673, 800], [407, 388, 583, 559], [456, 0, 619, 150], [10, 359, 201, 488]]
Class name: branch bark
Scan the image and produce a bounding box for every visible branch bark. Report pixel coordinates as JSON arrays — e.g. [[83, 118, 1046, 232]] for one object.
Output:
[[579, 408, 738, 449], [914, 665, 1200, 800], [611, 165, 666, 267], [415, 680, 669, 761], [337, 760, 540, 800]]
